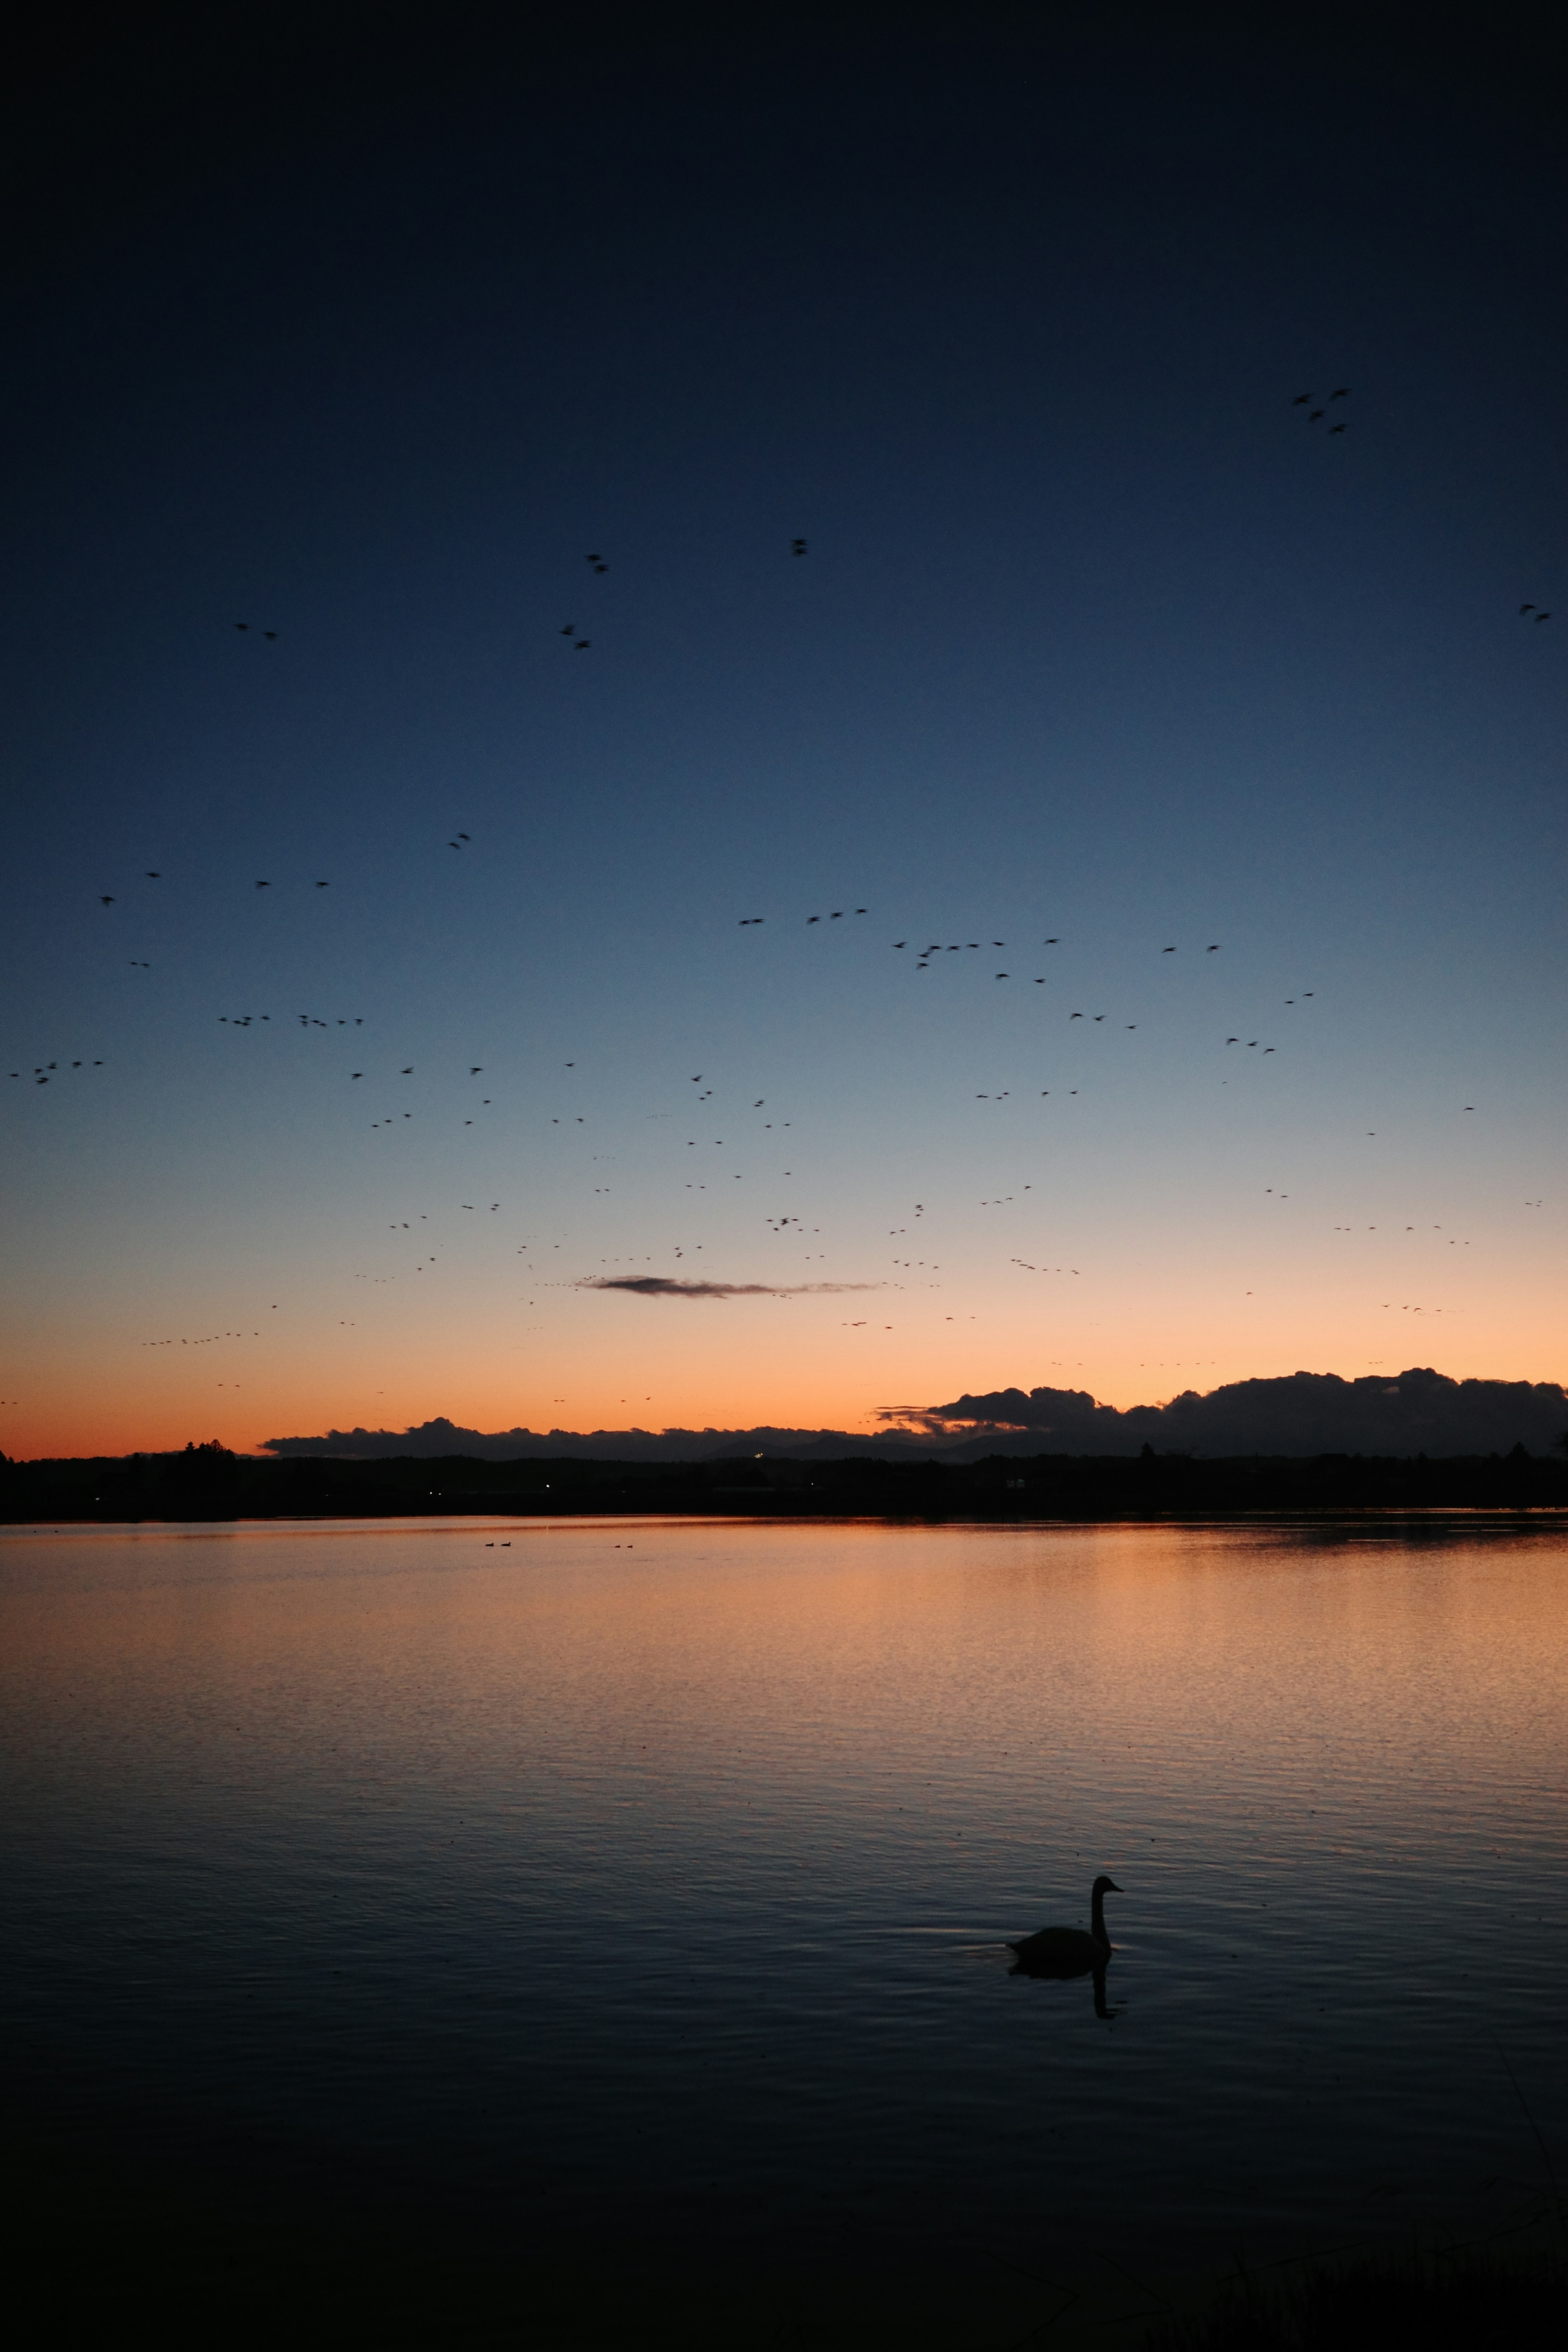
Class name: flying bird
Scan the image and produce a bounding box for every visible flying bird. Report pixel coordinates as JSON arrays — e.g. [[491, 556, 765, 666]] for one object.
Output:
[[1329, 387, 1350, 399], [1328, 423, 1346, 434], [1535, 611, 1551, 622], [100, 895, 114, 904], [1291, 393, 1312, 405], [1520, 604, 1535, 615], [1308, 409, 1325, 423], [791, 538, 807, 555]]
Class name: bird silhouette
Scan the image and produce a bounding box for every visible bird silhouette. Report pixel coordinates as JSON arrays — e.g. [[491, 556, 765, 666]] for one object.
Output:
[[1008, 1875, 1122, 1977], [1291, 393, 1312, 405], [1330, 387, 1350, 399]]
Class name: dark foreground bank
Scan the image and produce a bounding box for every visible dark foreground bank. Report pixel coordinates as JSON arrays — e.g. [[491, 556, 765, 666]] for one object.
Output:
[[6, 2136, 1560, 2352], [4, 1440, 1568, 1522], [1150, 2227, 1564, 2352]]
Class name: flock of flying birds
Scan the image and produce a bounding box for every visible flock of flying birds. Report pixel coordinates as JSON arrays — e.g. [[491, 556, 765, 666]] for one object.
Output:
[[8, 401, 1554, 1385], [21, 829, 1483, 1357]]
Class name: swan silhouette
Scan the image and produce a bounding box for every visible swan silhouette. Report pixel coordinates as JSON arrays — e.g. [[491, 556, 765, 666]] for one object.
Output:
[[1008, 1875, 1121, 1976]]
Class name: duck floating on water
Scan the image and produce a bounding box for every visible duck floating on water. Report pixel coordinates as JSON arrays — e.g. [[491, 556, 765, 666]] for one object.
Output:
[[1008, 1875, 1121, 1977]]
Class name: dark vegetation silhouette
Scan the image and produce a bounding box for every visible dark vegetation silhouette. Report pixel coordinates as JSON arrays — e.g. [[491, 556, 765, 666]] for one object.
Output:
[[5, 1437, 1567, 1521]]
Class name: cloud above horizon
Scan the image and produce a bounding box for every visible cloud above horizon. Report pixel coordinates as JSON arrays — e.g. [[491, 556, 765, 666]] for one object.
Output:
[[581, 1276, 884, 1300], [876, 1368, 1568, 1457]]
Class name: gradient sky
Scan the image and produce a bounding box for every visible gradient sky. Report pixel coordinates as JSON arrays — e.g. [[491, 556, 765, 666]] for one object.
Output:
[[2, 6, 1564, 1458]]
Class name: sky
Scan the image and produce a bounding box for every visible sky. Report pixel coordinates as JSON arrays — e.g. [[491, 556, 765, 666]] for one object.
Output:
[[2, 4, 1565, 1459]]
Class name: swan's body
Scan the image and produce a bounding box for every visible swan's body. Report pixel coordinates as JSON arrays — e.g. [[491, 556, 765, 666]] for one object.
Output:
[[1008, 1874, 1121, 1976]]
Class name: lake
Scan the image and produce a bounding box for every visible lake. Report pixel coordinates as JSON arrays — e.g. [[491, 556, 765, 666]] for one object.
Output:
[[3, 1515, 1564, 2342]]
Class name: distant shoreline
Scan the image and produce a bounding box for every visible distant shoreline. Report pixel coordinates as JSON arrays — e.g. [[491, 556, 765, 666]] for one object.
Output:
[[5, 1445, 1567, 1524]]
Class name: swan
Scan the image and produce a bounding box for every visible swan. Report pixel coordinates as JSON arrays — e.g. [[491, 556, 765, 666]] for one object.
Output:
[[1008, 1875, 1122, 1974]]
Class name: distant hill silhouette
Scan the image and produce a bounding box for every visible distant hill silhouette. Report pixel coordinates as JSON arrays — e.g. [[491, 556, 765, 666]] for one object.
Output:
[[259, 1369, 1567, 1463]]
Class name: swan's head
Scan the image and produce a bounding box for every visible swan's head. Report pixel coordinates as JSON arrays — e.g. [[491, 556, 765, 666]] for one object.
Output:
[[1092, 1875, 1122, 1896]]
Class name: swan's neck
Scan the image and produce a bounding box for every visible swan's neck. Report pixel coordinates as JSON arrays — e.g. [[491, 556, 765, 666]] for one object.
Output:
[[1090, 1886, 1110, 1947]]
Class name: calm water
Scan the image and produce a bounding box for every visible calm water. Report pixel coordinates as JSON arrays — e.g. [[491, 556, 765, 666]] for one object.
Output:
[[4, 1515, 1566, 2332]]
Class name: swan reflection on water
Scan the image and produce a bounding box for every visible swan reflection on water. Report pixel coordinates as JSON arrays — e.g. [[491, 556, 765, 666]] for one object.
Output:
[[1008, 1875, 1123, 2017]]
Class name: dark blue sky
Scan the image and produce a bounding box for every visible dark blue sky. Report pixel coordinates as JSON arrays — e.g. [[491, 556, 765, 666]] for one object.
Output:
[[3, 5, 1564, 1452]]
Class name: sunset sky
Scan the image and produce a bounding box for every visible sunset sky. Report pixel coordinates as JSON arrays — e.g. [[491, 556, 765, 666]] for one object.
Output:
[[2, 6, 1564, 1459]]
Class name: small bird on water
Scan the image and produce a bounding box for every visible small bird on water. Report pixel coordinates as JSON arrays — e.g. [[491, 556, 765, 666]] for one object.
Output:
[[1008, 1874, 1121, 1976]]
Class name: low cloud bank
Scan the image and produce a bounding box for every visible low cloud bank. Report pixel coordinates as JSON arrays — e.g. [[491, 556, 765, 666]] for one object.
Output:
[[891, 1366, 1568, 1458], [259, 1417, 920, 1462], [260, 1368, 1567, 1463]]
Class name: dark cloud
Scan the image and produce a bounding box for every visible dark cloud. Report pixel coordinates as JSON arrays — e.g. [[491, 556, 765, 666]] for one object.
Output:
[[258, 1368, 1568, 1463], [886, 1368, 1568, 1458], [581, 1276, 882, 1300], [259, 1416, 938, 1462]]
